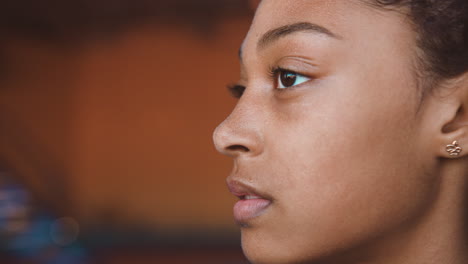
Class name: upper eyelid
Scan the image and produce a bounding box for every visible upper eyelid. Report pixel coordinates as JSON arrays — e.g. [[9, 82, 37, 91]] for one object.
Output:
[[270, 58, 318, 75], [240, 55, 317, 81], [272, 67, 314, 80]]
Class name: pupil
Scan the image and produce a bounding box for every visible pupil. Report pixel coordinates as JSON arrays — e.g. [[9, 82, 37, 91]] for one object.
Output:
[[280, 71, 296, 87]]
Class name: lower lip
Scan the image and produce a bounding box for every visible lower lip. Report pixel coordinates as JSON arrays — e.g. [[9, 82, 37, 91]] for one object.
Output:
[[233, 199, 271, 224]]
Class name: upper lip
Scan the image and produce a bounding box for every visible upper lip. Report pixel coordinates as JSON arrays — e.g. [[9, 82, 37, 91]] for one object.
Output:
[[227, 178, 272, 201]]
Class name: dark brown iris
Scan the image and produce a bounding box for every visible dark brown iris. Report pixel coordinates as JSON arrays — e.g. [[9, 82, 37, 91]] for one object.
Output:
[[280, 71, 297, 87]]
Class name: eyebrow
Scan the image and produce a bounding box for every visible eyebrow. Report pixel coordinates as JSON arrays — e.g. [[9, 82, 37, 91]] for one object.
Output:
[[239, 22, 340, 60], [258, 22, 340, 50]]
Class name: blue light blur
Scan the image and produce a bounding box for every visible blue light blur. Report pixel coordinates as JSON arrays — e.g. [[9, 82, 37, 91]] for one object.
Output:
[[0, 170, 89, 264]]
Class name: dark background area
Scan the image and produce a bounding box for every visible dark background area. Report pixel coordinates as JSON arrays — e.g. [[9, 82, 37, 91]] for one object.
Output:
[[0, 0, 255, 263]]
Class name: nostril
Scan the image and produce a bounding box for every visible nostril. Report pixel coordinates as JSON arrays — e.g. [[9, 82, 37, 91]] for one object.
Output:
[[227, 145, 250, 152]]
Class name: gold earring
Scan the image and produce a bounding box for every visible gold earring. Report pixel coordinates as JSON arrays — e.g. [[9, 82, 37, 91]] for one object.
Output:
[[446, 140, 462, 156]]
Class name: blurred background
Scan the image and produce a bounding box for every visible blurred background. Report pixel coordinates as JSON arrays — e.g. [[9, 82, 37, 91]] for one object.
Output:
[[0, 0, 255, 263]]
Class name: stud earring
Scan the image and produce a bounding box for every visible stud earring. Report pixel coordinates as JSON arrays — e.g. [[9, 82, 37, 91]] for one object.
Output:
[[446, 140, 462, 156]]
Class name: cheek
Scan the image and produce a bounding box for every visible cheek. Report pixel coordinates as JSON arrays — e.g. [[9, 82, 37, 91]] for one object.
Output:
[[255, 79, 438, 258]]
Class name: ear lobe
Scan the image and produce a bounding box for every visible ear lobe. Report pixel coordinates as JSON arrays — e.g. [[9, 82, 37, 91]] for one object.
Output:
[[438, 125, 467, 159], [445, 140, 463, 157], [437, 77, 468, 159]]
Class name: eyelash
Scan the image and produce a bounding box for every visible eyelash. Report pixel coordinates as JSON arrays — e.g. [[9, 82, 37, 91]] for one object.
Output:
[[268, 65, 284, 79], [270, 66, 314, 90], [227, 66, 309, 99], [227, 84, 246, 99]]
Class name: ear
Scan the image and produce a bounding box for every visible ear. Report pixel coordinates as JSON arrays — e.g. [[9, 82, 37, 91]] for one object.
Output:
[[431, 74, 468, 159]]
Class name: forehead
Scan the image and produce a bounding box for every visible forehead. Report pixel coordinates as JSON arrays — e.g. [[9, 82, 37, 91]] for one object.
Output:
[[255, 0, 355, 28], [245, 0, 356, 43], [241, 0, 411, 58]]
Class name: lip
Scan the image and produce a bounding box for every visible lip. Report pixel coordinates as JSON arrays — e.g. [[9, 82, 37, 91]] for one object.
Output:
[[227, 179, 272, 224]]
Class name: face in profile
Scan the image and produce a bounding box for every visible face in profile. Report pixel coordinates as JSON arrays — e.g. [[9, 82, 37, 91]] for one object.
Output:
[[214, 0, 452, 263]]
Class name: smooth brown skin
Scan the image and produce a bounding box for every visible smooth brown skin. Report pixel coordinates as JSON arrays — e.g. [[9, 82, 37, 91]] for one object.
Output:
[[214, 0, 468, 263]]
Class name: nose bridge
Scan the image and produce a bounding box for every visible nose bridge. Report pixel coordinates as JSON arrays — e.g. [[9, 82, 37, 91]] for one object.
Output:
[[213, 95, 265, 157]]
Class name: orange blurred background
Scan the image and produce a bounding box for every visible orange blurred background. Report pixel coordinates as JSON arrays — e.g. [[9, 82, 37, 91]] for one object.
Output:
[[0, 1, 253, 263]]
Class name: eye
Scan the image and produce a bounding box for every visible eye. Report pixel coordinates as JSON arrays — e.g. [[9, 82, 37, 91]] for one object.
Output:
[[277, 70, 311, 89], [227, 84, 246, 98]]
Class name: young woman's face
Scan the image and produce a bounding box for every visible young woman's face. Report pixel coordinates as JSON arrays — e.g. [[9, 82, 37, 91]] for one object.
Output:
[[214, 0, 440, 263]]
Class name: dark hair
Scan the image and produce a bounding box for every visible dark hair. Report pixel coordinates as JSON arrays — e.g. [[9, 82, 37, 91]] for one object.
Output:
[[370, 0, 468, 86]]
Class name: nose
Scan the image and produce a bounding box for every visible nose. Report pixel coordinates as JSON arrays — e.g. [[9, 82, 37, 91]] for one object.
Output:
[[213, 101, 264, 158]]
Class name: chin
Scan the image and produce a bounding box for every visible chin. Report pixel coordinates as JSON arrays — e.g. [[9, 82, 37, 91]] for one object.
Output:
[[240, 225, 373, 264], [241, 231, 323, 264], [243, 250, 295, 264], [243, 249, 316, 264], [241, 232, 284, 264]]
